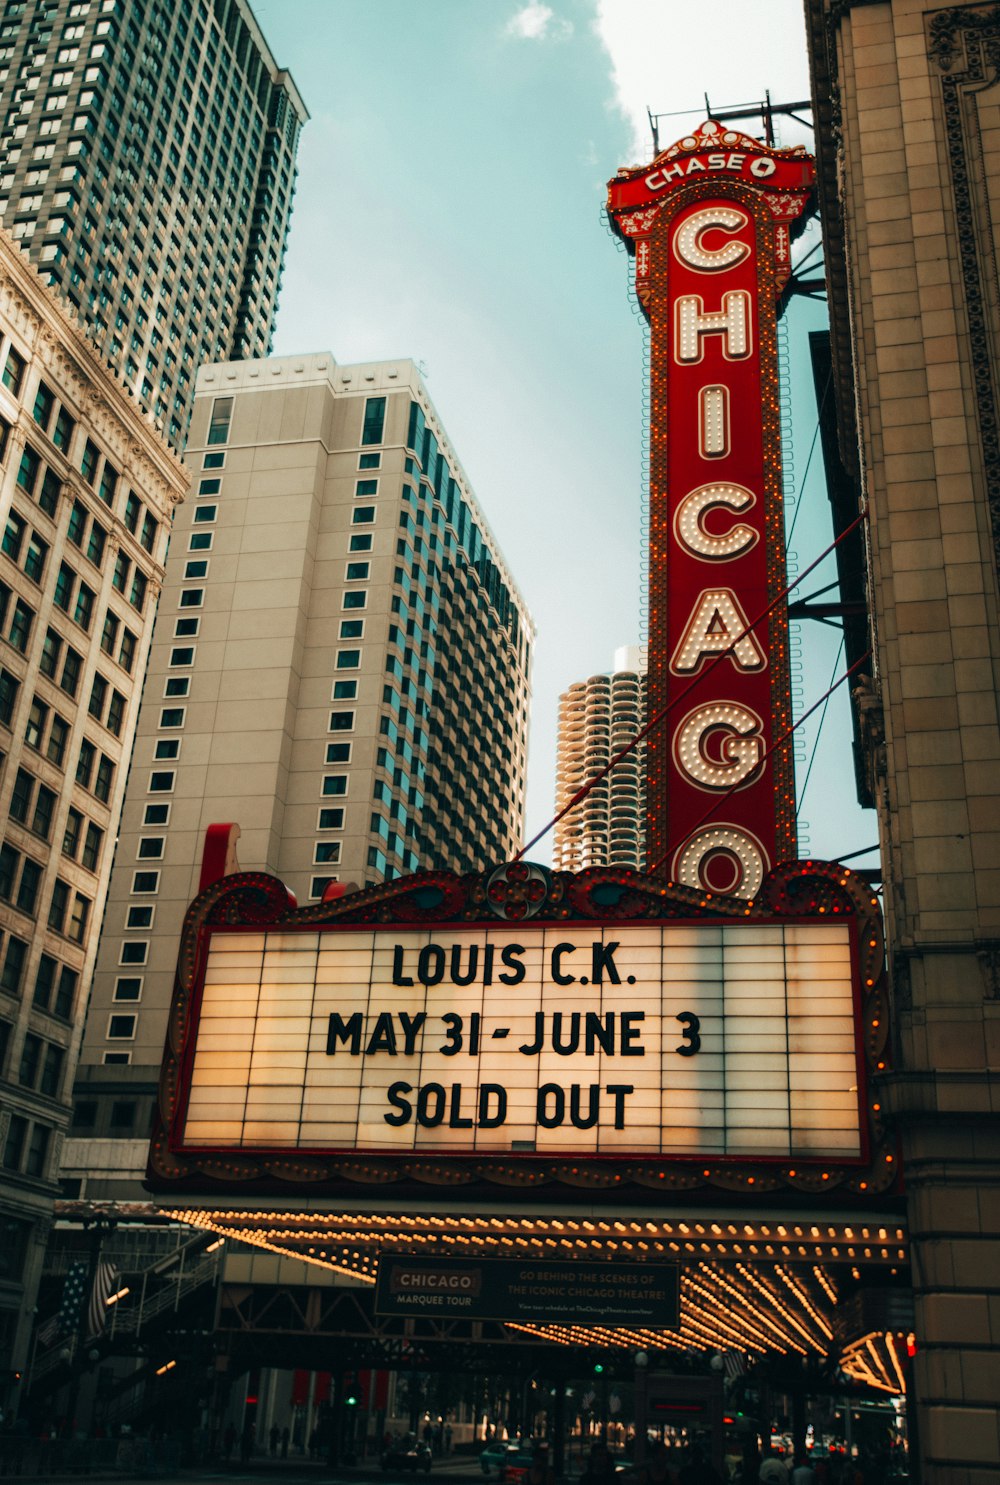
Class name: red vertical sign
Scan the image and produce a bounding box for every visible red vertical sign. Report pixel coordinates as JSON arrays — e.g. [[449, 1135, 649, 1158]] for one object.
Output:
[[607, 122, 815, 895]]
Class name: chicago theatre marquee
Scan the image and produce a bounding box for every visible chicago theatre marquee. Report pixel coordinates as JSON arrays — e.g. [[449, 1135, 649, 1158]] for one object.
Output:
[[146, 123, 909, 1394]]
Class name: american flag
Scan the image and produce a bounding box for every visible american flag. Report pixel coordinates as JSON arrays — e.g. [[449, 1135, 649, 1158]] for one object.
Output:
[[57, 1260, 91, 1336], [86, 1259, 121, 1340], [723, 1348, 746, 1382]]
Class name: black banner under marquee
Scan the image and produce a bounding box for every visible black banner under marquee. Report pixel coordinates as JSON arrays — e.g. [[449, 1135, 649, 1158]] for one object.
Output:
[[373, 1254, 680, 1326]]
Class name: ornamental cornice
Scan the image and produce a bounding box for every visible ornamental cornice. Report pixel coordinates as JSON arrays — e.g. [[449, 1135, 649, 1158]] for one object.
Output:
[[0, 230, 187, 513]]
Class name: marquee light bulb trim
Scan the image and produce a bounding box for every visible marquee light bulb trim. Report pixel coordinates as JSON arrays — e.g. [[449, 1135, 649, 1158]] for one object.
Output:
[[607, 121, 816, 894], [148, 859, 896, 1202]]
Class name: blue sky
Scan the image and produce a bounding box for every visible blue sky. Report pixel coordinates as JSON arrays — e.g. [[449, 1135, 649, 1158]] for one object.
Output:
[[258, 0, 877, 870]]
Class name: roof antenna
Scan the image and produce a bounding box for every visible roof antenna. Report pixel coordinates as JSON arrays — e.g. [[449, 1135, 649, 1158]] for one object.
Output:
[[647, 104, 659, 157]]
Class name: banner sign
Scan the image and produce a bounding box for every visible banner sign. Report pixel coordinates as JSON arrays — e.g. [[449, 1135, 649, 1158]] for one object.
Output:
[[607, 122, 816, 895], [374, 1255, 680, 1326], [176, 920, 863, 1160], [148, 860, 894, 1199]]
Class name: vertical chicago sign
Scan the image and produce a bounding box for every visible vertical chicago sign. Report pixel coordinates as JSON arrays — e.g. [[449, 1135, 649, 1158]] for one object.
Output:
[[607, 121, 815, 895]]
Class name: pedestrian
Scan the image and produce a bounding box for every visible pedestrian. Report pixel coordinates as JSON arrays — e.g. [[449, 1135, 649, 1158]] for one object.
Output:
[[636, 1440, 676, 1485], [269, 1423, 280, 1457], [281, 1426, 290, 1460], [759, 1455, 790, 1485], [679, 1443, 723, 1485], [580, 1442, 618, 1485], [527, 1444, 556, 1485], [240, 1422, 255, 1464], [790, 1456, 816, 1485], [223, 1423, 237, 1460], [445, 1424, 453, 1454]]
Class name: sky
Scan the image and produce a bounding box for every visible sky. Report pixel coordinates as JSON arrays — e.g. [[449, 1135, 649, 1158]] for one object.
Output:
[[257, 0, 877, 871]]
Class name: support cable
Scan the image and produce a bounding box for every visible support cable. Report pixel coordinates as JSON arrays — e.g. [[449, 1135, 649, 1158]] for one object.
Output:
[[649, 650, 871, 878], [514, 507, 870, 861]]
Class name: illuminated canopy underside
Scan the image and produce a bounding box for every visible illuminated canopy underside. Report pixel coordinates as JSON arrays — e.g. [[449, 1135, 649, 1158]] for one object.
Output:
[[159, 1204, 907, 1389]]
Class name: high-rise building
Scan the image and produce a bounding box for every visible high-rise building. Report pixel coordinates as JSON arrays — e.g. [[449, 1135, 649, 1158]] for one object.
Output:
[[0, 0, 307, 447], [806, 1, 1000, 1473], [553, 645, 646, 872], [64, 351, 533, 1200], [0, 227, 188, 1397]]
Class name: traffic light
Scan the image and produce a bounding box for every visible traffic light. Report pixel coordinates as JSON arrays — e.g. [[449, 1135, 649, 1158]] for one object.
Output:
[[593, 1362, 605, 1376]]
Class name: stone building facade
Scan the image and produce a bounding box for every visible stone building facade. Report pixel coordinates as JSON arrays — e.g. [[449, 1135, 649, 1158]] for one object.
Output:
[[0, 228, 186, 1401], [806, 2, 1000, 1478]]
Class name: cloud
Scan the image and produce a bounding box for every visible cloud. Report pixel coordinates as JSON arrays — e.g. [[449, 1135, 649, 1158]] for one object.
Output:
[[505, 3, 573, 41], [592, 0, 812, 165]]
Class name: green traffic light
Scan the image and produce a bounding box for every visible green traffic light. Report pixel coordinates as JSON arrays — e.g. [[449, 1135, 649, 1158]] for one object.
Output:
[[345, 1395, 358, 1406], [593, 1363, 605, 1375]]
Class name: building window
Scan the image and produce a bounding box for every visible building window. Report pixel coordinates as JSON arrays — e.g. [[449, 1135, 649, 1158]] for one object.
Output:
[[2, 346, 25, 396], [100, 609, 119, 656], [148, 771, 174, 793], [361, 396, 386, 446], [174, 618, 199, 638], [107, 1014, 135, 1039], [137, 837, 163, 859], [113, 976, 142, 1001], [352, 506, 375, 525], [179, 589, 203, 608], [16, 446, 40, 497], [318, 808, 345, 830], [47, 715, 69, 767], [0, 935, 27, 996], [310, 876, 338, 899], [189, 531, 212, 552], [349, 534, 372, 552], [343, 590, 367, 609], [94, 755, 114, 802], [0, 667, 19, 726], [143, 804, 169, 827], [119, 941, 147, 966], [118, 628, 136, 673], [329, 710, 355, 731], [169, 646, 194, 666], [198, 477, 220, 496], [80, 436, 100, 484], [24, 698, 47, 750], [125, 906, 153, 930], [206, 396, 233, 445], [131, 871, 159, 893], [322, 775, 348, 797], [82, 822, 103, 871], [358, 453, 380, 470], [336, 649, 360, 670], [345, 562, 369, 581], [192, 505, 216, 524], [314, 841, 342, 865], [202, 452, 224, 470], [332, 680, 357, 700], [8, 598, 35, 652], [67, 892, 90, 943]]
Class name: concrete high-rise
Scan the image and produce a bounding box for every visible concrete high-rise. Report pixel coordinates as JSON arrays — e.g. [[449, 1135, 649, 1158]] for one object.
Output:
[[553, 645, 646, 872], [0, 0, 306, 447], [0, 228, 187, 1400], [64, 352, 533, 1198]]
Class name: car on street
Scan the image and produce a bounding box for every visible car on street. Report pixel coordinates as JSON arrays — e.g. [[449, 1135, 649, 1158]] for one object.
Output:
[[381, 1436, 432, 1473], [480, 1442, 522, 1475]]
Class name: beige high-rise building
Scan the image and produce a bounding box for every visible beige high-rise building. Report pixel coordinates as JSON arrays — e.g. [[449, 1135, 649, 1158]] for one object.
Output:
[[0, 229, 186, 1392], [65, 351, 533, 1197], [553, 645, 646, 872]]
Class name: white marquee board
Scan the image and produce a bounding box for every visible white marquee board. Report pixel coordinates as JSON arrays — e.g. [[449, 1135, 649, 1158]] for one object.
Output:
[[177, 921, 864, 1161]]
